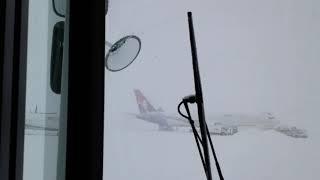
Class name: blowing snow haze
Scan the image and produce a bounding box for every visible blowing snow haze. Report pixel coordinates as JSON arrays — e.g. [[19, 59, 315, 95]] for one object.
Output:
[[104, 0, 320, 179]]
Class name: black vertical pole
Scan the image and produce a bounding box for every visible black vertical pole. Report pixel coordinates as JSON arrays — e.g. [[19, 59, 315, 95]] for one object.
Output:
[[64, 0, 105, 179], [187, 12, 213, 180], [0, 0, 28, 180]]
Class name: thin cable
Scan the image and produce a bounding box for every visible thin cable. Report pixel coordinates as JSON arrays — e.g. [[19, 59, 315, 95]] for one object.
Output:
[[205, 122, 225, 180], [179, 99, 225, 180], [178, 101, 207, 178], [177, 101, 202, 144]]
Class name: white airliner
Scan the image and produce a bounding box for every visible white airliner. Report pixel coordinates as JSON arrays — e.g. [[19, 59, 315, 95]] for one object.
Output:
[[132, 89, 189, 131], [24, 90, 307, 138], [25, 106, 59, 135], [131, 89, 308, 138]]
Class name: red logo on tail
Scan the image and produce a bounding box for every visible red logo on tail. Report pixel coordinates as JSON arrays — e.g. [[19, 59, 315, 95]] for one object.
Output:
[[134, 89, 156, 113]]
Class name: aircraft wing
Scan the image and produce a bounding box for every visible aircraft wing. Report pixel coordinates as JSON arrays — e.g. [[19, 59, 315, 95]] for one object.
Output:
[[163, 115, 192, 127], [25, 115, 59, 133]]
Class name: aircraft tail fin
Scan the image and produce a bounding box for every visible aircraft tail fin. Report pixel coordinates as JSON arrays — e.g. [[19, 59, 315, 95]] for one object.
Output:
[[134, 89, 157, 114]]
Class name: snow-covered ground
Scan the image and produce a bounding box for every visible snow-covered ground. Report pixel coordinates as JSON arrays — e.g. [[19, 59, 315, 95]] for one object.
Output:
[[24, 134, 58, 180], [103, 112, 319, 180], [23, 114, 319, 180]]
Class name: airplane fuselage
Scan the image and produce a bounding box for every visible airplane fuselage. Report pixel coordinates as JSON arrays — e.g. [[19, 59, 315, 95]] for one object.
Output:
[[135, 112, 188, 129]]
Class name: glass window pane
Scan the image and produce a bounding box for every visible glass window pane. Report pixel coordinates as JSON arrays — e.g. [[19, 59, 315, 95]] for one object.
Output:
[[23, 0, 68, 180], [104, 1, 320, 180]]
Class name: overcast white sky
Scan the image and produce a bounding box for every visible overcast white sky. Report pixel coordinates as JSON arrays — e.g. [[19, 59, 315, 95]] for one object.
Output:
[[106, 0, 320, 129]]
